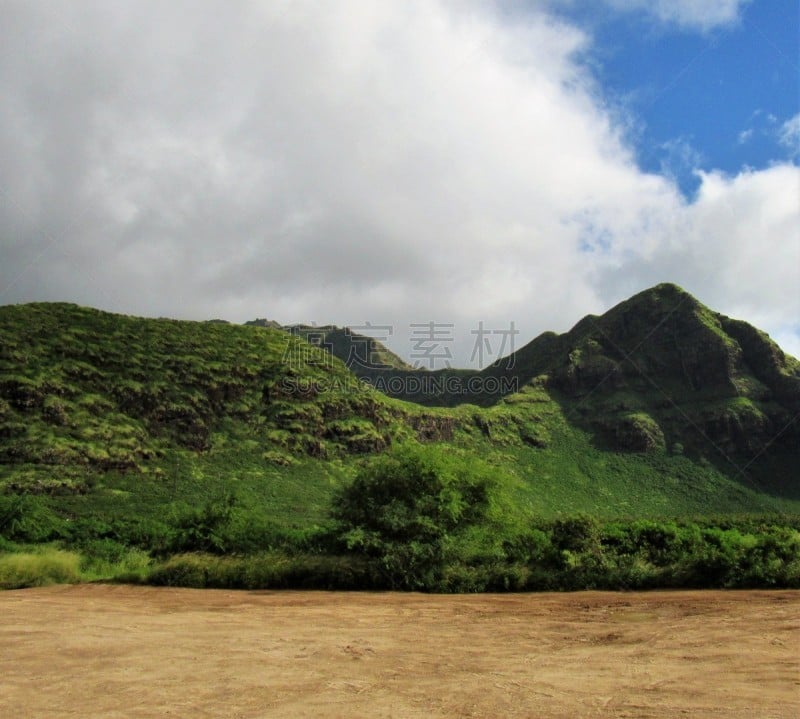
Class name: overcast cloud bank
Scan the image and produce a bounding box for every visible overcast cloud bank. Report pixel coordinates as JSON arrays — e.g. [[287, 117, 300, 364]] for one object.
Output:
[[0, 0, 797, 363]]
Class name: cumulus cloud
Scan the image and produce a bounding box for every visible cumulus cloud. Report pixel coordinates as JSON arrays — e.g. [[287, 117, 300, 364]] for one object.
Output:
[[0, 0, 796, 365], [592, 164, 800, 357], [598, 0, 751, 31], [779, 112, 800, 157], [657, 137, 704, 182]]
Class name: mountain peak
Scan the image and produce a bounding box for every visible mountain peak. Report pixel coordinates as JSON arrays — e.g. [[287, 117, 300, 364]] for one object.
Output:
[[608, 282, 698, 315], [500, 284, 800, 457]]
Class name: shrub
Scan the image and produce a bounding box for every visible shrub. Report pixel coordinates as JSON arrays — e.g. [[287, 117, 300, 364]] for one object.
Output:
[[331, 443, 511, 589], [147, 552, 380, 590], [550, 515, 601, 554], [0, 549, 81, 589], [0, 495, 65, 543], [168, 493, 236, 554]]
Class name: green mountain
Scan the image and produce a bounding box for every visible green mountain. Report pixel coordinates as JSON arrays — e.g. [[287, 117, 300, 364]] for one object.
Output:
[[486, 283, 800, 464], [243, 320, 413, 371], [0, 284, 798, 530], [279, 323, 413, 371], [268, 287, 799, 467], [266, 284, 799, 489]]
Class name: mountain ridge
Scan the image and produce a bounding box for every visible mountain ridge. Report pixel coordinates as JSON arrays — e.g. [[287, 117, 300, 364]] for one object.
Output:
[[244, 284, 798, 378], [0, 284, 797, 513], [277, 283, 798, 466]]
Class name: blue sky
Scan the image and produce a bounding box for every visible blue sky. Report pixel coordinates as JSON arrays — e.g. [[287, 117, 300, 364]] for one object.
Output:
[[551, 0, 799, 196], [0, 0, 798, 364]]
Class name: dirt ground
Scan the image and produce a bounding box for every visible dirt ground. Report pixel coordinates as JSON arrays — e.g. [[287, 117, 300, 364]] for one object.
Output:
[[0, 586, 797, 718]]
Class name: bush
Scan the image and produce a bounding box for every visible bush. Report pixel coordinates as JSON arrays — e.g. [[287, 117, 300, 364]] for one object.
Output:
[[550, 515, 600, 554], [110, 517, 174, 555], [147, 552, 380, 590], [168, 493, 236, 554], [0, 495, 65, 543], [76, 539, 152, 582], [331, 443, 511, 589], [0, 549, 81, 589]]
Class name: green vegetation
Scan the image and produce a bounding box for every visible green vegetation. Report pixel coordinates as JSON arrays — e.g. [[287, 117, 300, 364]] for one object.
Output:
[[0, 549, 81, 589], [331, 444, 517, 589], [0, 286, 798, 592], [0, 544, 151, 589], [141, 516, 800, 592], [276, 323, 413, 371], [0, 446, 798, 592]]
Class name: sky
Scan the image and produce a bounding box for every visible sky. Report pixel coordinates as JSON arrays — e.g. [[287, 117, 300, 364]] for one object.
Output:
[[0, 0, 798, 367]]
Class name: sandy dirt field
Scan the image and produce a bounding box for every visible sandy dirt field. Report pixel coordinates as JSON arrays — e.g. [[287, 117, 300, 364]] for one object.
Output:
[[0, 586, 797, 718]]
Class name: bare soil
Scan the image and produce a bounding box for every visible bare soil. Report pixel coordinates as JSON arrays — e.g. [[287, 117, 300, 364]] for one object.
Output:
[[0, 585, 797, 718]]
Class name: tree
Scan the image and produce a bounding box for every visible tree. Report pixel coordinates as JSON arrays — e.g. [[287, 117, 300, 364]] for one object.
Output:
[[331, 443, 505, 589], [169, 492, 236, 554]]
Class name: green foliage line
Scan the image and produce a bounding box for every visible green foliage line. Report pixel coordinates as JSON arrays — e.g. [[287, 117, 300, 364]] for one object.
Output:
[[2, 445, 798, 592]]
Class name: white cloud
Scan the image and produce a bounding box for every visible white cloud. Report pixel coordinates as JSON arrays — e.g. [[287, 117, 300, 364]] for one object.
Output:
[[599, 0, 751, 31], [737, 128, 753, 145], [593, 164, 800, 357], [0, 0, 796, 366], [779, 112, 800, 157], [657, 137, 704, 181]]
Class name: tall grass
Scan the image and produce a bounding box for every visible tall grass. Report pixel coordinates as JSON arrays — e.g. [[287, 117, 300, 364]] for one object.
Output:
[[0, 549, 81, 589], [2, 512, 799, 593], [0, 543, 152, 589], [147, 552, 379, 590], [78, 543, 152, 583]]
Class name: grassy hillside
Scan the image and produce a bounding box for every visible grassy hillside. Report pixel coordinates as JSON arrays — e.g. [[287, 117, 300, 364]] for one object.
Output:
[[0, 302, 459, 493], [300, 286, 799, 495], [280, 323, 414, 371], [1, 294, 798, 522], [1, 294, 798, 591], [350, 284, 800, 491]]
